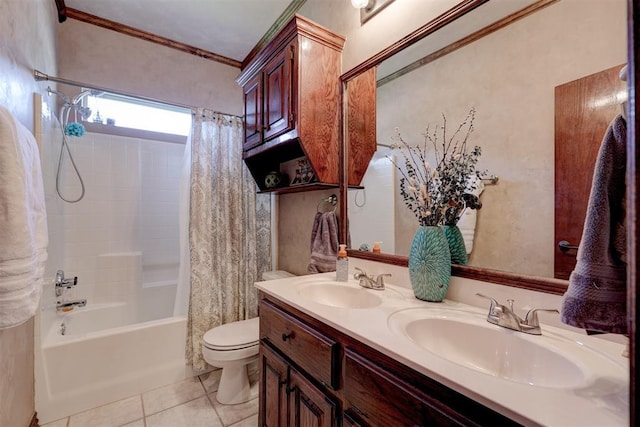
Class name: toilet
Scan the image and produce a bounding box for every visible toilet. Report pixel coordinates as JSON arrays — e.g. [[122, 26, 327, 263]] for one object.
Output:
[[202, 270, 294, 404]]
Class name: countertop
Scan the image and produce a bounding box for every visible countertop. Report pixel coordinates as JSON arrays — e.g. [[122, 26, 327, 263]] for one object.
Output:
[[256, 272, 629, 426]]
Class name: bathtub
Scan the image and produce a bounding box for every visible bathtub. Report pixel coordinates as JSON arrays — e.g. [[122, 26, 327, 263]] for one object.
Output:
[[36, 301, 191, 424]]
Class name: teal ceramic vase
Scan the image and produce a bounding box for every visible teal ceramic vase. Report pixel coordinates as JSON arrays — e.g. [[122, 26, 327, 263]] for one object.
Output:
[[408, 226, 451, 302], [441, 225, 468, 265]]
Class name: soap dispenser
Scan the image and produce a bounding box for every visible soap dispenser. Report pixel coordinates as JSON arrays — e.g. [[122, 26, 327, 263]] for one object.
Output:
[[336, 244, 348, 282], [372, 241, 382, 254]]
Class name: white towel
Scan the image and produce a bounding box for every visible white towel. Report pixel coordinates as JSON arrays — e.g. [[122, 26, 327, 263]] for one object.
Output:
[[0, 105, 48, 329], [457, 176, 485, 254]]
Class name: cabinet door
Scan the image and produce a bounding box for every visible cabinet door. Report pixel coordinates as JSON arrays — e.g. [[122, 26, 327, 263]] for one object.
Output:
[[243, 73, 262, 150], [263, 43, 295, 142], [288, 367, 337, 427], [259, 343, 288, 427]]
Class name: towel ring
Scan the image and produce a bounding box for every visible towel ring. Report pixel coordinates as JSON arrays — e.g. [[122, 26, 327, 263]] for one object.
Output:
[[317, 194, 337, 213]]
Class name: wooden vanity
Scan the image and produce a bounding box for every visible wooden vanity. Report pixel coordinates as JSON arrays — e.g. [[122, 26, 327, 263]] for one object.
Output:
[[256, 273, 628, 427], [258, 292, 518, 426]]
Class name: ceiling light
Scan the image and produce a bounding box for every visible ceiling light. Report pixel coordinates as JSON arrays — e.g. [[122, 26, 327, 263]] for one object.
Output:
[[351, 0, 370, 9], [355, 0, 395, 24]]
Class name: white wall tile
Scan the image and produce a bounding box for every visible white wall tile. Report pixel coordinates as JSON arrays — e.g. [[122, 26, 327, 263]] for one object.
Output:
[[45, 132, 183, 305]]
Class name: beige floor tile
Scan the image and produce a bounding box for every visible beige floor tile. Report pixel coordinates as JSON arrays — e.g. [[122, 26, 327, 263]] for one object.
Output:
[[41, 418, 68, 427], [145, 396, 222, 427], [68, 395, 143, 427], [199, 369, 222, 393], [228, 413, 258, 427], [142, 376, 205, 416], [121, 419, 145, 427], [228, 414, 258, 427], [210, 395, 258, 426]]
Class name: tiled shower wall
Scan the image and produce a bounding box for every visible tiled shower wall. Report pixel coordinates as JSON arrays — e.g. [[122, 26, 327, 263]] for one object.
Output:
[[43, 128, 184, 305]]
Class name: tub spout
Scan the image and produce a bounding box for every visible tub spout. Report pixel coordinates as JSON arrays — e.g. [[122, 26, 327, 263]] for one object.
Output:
[[56, 299, 87, 311]]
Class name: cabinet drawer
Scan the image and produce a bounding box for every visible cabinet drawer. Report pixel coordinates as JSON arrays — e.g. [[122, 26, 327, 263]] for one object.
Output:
[[260, 300, 340, 389], [344, 349, 467, 427]]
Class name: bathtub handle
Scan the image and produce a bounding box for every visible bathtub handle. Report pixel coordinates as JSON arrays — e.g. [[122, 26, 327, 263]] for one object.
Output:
[[281, 331, 295, 342]]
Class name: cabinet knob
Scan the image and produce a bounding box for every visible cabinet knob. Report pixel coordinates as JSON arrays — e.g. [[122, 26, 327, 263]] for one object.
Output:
[[282, 331, 295, 341]]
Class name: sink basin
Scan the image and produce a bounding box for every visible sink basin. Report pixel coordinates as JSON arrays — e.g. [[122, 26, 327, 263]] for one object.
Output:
[[388, 308, 624, 389], [298, 281, 383, 309]]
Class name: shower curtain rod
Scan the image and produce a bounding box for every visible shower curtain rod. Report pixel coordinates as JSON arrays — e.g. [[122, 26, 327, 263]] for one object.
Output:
[[33, 69, 241, 118]]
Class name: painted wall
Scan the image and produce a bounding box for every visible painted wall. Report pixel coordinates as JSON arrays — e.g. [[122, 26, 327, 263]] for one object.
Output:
[[0, 0, 58, 425], [56, 19, 243, 116]]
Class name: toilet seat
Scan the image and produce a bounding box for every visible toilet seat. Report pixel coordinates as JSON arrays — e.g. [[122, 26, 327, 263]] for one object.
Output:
[[203, 317, 259, 351]]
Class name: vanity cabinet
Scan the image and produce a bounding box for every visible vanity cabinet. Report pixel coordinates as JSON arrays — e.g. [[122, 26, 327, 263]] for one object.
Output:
[[259, 300, 339, 426], [237, 15, 346, 193], [258, 293, 519, 427]]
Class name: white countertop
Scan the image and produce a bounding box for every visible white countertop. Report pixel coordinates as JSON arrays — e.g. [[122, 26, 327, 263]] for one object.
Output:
[[256, 272, 629, 426]]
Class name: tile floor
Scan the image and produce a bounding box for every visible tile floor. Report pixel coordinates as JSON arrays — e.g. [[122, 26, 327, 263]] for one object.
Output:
[[41, 368, 259, 427]]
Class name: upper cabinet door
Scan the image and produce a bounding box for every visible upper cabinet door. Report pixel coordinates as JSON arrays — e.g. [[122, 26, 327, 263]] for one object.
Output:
[[263, 43, 295, 142], [243, 73, 262, 151]]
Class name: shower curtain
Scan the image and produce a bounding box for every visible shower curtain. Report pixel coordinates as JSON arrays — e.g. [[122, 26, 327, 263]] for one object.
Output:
[[179, 108, 259, 371]]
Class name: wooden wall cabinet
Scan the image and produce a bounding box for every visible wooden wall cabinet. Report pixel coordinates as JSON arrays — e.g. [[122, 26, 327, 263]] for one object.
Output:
[[345, 67, 377, 187], [258, 293, 519, 427], [237, 15, 345, 193]]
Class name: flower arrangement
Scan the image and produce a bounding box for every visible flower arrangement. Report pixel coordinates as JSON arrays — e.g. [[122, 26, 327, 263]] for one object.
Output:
[[388, 107, 485, 227]]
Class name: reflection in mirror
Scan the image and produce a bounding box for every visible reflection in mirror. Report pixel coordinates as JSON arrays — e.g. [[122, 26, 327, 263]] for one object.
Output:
[[347, 0, 627, 281]]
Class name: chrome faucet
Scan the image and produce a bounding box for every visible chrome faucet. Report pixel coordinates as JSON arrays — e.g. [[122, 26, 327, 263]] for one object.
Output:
[[55, 270, 78, 297], [353, 268, 390, 290], [476, 293, 558, 335], [56, 299, 87, 311]]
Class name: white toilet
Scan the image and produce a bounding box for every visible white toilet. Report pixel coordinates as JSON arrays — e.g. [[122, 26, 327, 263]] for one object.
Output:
[[202, 270, 294, 404]]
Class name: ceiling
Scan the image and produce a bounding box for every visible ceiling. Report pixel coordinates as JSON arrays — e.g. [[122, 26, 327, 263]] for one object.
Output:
[[63, 0, 297, 65]]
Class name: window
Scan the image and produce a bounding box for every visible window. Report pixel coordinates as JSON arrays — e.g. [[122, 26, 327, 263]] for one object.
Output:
[[84, 92, 191, 136]]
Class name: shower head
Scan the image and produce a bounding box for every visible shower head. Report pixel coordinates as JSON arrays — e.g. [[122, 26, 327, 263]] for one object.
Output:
[[76, 106, 92, 120]]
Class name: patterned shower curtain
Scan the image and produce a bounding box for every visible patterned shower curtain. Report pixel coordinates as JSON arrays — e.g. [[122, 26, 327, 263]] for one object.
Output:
[[185, 108, 265, 371]]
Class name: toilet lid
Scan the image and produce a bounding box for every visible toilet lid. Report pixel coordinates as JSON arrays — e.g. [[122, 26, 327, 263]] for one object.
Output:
[[203, 317, 259, 350]]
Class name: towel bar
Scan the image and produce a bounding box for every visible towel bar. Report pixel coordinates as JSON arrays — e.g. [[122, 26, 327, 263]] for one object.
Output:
[[558, 240, 579, 253], [317, 194, 337, 213]]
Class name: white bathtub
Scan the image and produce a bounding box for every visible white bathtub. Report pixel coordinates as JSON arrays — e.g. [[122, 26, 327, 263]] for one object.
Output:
[[36, 301, 190, 424]]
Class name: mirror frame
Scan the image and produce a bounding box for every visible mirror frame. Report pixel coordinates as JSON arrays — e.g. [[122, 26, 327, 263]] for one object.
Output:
[[341, 1, 637, 419]]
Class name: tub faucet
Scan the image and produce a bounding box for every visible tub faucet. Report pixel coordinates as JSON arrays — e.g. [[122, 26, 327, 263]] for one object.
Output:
[[55, 270, 78, 297], [476, 293, 558, 335], [354, 268, 389, 290], [56, 299, 87, 311]]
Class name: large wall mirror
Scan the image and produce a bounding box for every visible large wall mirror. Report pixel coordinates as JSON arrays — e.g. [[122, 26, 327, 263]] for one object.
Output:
[[340, 0, 628, 294]]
